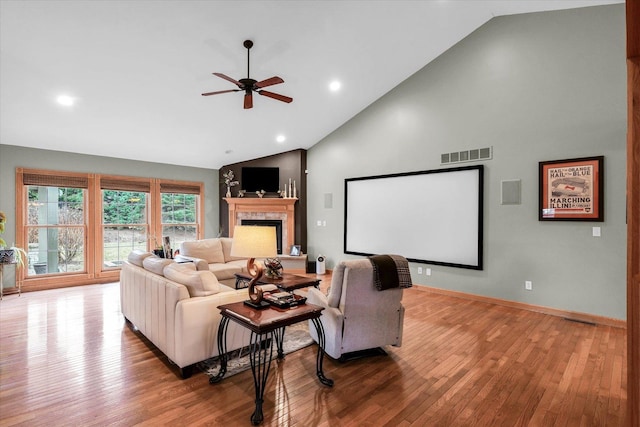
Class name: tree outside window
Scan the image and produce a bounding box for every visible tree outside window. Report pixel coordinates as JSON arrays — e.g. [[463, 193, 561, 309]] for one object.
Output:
[[161, 192, 198, 249], [102, 190, 148, 268]]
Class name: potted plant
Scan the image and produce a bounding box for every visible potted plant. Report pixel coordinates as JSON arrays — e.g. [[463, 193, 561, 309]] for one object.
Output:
[[147, 234, 165, 258], [0, 211, 26, 269]]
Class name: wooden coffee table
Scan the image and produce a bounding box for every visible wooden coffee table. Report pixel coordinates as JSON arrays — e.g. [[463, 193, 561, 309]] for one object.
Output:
[[209, 301, 333, 425], [234, 272, 320, 291]]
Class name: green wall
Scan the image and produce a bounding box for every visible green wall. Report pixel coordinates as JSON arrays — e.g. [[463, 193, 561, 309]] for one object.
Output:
[[0, 5, 628, 319], [306, 5, 627, 319], [0, 144, 219, 287]]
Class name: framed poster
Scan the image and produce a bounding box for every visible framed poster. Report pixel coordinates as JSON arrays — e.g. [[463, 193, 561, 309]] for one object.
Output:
[[539, 156, 604, 221]]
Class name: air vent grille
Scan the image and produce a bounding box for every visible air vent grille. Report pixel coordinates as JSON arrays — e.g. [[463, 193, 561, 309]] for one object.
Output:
[[441, 146, 492, 165]]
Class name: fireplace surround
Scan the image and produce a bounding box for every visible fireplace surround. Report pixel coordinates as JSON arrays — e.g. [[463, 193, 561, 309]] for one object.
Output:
[[225, 198, 297, 255]]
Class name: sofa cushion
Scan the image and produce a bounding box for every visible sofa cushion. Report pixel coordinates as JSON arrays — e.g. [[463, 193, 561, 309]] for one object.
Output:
[[175, 256, 209, 271], [127, 250, 153, 267], [220, 237, 246, 262], [180, 238, 225, 264], [209, 260, 245, 280], [143, 256, 174, 276], [164, 262, 221, 297]]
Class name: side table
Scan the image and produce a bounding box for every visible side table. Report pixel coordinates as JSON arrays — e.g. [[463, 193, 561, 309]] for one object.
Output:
[[210, 302, 333, 425]]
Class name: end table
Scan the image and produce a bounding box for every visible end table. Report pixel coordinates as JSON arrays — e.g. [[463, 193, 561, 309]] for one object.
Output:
[[210, 302, 333, 425]]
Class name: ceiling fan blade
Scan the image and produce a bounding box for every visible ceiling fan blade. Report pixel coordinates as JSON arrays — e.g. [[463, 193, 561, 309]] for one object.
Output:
[[244, 92, 253, 109], [201, 89, 240, 96], [258, 90, 293, 104], [254, 76, 284, 89], [213, 72, 243, 88]]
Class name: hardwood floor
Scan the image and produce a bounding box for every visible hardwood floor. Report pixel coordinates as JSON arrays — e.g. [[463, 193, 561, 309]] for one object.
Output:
[[0, 280, 627, 426]]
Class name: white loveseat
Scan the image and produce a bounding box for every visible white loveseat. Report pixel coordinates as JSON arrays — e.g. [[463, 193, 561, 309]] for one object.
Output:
[[175, 237, 249, 286], [119, 250, 251, 378]]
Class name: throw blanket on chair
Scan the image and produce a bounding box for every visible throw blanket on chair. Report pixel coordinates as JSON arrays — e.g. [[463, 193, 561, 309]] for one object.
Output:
[[368, 255, 413, 291]]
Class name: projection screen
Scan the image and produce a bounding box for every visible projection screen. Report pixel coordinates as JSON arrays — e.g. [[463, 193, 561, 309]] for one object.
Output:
[[344, 165, 484, 270]]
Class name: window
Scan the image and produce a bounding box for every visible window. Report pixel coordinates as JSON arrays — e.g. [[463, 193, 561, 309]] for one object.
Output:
[[16, 169, 204, 290], [161, 193, 198, 249], [102, 190, 148, 269], [26, 185, 86, 276], [159, 182, 201, 251]]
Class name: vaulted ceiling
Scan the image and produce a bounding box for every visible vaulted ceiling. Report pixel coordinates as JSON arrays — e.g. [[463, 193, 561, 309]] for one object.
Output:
[[0, 0, 622, 169]]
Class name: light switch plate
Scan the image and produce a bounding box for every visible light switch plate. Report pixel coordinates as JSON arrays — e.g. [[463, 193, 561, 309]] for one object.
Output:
[[592, 227, 601, 237]]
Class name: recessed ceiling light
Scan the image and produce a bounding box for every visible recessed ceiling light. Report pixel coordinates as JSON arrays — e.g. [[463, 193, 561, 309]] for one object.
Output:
[[329, 81, 342, 92], [276, 135, 286, 143], [56, 95, 75, 106]]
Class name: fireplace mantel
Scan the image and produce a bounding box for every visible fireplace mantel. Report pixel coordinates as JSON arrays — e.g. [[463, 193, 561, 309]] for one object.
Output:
[[225, 197, 298, 254]]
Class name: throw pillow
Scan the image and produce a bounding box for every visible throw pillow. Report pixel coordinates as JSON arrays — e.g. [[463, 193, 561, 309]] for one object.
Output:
[[163, 262, 221, 297], [127, 250, 153, 267]]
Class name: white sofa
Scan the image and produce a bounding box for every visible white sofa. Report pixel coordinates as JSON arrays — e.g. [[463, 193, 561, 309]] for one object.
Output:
[[119, 250, 251, 378], [175, 237, 249, 286]]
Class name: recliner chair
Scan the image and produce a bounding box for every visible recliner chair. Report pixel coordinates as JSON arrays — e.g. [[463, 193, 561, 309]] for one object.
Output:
[[306, 258, 406, 360]]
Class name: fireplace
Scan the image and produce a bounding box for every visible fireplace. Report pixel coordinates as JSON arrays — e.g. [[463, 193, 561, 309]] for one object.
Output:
[[225, 197, 297, 256], [241, 219, 283, 254]]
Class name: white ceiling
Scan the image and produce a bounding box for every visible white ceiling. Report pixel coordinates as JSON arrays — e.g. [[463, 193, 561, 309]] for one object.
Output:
[[0, 0, 623, 169]]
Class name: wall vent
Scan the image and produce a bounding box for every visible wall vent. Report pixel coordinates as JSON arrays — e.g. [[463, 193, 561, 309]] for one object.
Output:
[[441, 146, 492, 165]]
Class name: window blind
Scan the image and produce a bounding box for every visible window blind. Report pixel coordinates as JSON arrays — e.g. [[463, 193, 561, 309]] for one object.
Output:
[[100, 177, 151, 192], [22, 172, 89, 189], [159, 182, 201, 195]]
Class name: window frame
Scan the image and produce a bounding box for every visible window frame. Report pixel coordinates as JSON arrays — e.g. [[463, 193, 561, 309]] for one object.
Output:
[[25, 185, 89, 277], [15, 168, 204, 291], [158, 180, 202, 252]]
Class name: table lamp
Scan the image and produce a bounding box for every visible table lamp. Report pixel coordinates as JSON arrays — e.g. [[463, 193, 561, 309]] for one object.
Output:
[[231, 225, 277, 309]]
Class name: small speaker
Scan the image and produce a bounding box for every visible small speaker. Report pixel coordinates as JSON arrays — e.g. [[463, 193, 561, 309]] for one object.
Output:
[[316, 255, 326, 275], [501, 179, 521, 205], [324, 193, 333, 209]]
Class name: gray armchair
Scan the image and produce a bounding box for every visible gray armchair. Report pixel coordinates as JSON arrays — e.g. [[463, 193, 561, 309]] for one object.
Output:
[[306, 258, 406, 360]]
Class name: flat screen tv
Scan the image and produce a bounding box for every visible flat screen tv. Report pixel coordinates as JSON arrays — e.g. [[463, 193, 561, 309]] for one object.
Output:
[[242, 167, 280, 193]]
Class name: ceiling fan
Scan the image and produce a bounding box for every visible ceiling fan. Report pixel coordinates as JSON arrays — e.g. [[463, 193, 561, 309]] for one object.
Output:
[[202, 40, 293, 109]]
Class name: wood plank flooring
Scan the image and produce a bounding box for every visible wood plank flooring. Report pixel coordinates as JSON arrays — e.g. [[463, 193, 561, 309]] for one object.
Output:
[[0, 280, 627, 426]]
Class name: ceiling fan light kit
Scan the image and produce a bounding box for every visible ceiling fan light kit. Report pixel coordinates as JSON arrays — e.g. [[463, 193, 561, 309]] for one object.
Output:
[[202, 40, 293, 109]]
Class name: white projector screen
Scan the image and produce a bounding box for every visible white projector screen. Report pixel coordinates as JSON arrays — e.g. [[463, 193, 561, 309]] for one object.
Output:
[[344, 165, 484, 270]]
